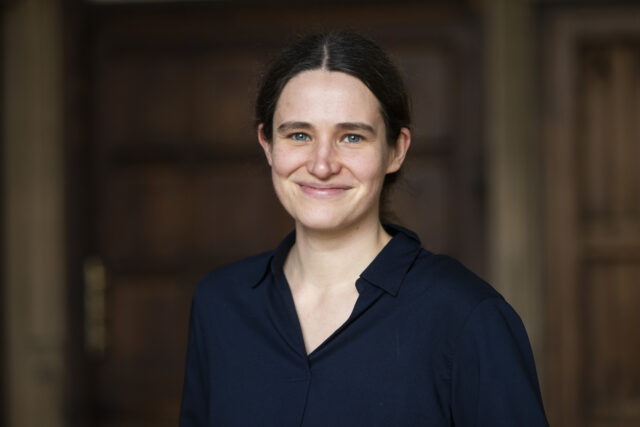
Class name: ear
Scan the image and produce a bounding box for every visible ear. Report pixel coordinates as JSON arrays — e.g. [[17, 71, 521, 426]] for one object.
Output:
[[386, 127, 411, 174], [257, 123, 273, 166]]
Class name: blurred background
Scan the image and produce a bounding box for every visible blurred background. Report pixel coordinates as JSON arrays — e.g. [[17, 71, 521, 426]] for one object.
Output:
[[2, 0, 640, 426]]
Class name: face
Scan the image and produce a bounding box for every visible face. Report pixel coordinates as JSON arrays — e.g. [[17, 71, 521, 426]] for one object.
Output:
[[258, 70, 410, 233]]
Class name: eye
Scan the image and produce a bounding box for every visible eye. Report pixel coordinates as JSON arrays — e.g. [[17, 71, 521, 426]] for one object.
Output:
[[291, 132, 310, 142], [343, 134, 362, 144]]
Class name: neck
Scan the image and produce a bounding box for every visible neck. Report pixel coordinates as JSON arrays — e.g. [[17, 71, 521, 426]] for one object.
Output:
[[284, 218, 391, 293]]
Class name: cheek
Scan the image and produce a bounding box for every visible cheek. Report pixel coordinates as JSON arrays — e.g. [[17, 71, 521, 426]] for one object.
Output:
[[270, 145, 306, 177], [346, 151, 389, 184]]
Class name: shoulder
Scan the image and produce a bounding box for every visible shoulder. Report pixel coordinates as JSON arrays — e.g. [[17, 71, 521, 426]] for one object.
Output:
[[407, 252, 537, 362], [192, 250, 273, 304], [408, 251, 502, 313], [401, 250, 516, 351]]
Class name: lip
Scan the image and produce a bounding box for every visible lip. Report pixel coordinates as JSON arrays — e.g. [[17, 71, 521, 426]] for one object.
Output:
[[297, 182, 352, 198]]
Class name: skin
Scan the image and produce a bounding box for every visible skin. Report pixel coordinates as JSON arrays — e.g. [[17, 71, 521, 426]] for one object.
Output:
[[258, 70, 411, 354]]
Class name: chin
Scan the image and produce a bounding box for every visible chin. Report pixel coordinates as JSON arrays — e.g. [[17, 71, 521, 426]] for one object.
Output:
[[292, 210, 352, 232], [296, 217, 344, 231], [284, 199, 380, 233], [294, 208, 377, 234]]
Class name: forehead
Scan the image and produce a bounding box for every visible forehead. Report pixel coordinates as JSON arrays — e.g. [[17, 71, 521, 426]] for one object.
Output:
[[274, 70, 383, 126]]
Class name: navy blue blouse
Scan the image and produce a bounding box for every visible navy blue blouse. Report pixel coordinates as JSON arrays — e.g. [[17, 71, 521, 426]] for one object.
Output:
[[180, 225, 548, 426]]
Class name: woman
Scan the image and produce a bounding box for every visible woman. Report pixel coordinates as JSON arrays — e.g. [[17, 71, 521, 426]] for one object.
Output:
[[180, 31, 548, 426]]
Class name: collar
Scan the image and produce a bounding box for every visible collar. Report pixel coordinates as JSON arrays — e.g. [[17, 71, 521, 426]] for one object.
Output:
[[250, 230, 295, 289], [359, 224, 422, 296], [251, 224, 423, 297]]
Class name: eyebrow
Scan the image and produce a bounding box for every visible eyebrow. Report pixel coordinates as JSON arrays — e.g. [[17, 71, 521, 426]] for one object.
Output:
[[276, 121, 313, 133], [276, 121, 376, 134], [336, 122, 376, 134]]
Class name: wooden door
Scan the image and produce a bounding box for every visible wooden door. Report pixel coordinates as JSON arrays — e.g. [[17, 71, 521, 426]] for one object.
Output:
[[71, 3, 484, 426], [541, 6, 640, 427]]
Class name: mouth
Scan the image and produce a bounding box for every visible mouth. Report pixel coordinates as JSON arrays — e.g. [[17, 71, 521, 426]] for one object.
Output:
[[297, 182, 352, 198]]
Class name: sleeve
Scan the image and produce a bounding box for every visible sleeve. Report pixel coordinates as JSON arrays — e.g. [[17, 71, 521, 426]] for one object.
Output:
[[451, 297, 549, 427], [179, 293, 209, 427]]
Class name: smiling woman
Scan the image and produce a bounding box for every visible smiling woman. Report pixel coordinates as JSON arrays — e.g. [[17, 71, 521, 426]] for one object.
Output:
[[179, 31, 549, 427]]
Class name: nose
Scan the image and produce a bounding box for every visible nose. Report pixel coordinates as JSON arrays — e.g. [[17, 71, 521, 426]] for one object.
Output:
[[307, 138, 341, 179]]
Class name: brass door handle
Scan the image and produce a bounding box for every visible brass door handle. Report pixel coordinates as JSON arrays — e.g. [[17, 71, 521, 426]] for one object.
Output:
[[84, 256, 107, 356]]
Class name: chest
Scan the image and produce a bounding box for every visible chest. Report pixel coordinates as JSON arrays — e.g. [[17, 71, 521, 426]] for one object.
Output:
[[291, 285, 360, 355], [206, 297, 451, 427], [201, 275, 453, 425]]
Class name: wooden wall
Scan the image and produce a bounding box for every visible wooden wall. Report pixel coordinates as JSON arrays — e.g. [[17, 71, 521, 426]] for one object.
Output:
[[541, 6, 640, 426]]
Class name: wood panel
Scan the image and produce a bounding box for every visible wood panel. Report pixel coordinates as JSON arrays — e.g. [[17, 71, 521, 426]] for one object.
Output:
[[542, 7, 640, 427], [101, 276, 192, 427], [579, 42, 640, 427]]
